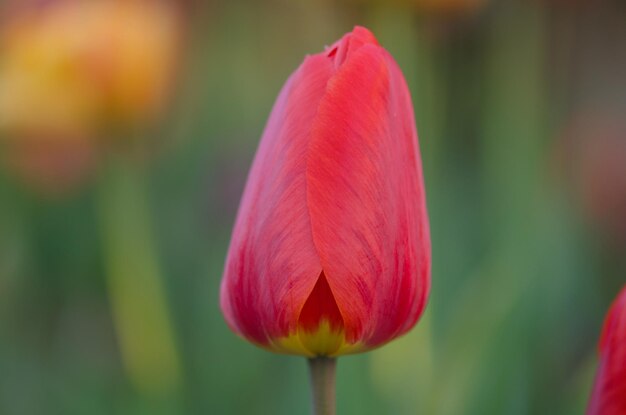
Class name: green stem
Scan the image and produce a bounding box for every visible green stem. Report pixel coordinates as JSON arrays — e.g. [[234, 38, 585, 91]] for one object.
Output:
[[97, 158, 181, 395], [308, 357, 337, 415]]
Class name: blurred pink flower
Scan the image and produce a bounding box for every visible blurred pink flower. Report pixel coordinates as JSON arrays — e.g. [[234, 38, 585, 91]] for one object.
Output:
[[558, 112, 626, 244]]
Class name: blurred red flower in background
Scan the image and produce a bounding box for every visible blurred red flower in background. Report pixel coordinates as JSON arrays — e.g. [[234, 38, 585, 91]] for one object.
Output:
[[557, 112, 626, 245], [587, 285, 626, 415], [220, 27, 431, 357]]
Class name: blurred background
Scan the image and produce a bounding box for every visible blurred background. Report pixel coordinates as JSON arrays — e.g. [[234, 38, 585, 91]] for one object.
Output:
[[0, 0, 625, 414]]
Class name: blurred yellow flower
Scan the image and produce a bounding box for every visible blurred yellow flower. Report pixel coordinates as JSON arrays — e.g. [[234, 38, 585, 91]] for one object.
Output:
[[342, 0, 489, 16], [414, 0, 489, 15], [0, 0, 182, 135]]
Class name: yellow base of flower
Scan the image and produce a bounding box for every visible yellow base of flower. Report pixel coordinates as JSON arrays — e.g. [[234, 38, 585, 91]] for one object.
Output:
[[267, 320, 363, 357]]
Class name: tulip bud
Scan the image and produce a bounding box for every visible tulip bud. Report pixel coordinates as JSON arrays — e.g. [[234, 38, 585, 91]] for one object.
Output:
[[587, 285, 626, 415], [220, 27, 431, 357]]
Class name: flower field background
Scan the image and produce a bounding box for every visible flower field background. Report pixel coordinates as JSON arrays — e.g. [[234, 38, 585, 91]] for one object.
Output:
[[0, 0, 624, 414]]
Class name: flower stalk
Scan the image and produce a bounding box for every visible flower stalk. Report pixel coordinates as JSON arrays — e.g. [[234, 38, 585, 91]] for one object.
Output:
[[97, 157, 181, 395], [308, 357, 336, 415]]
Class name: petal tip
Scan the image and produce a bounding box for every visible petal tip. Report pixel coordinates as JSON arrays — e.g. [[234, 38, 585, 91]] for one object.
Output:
[[325, 26, 380, 69]]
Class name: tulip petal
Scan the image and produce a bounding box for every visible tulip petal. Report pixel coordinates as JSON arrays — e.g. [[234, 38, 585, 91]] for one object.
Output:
[[220, 55, 334, 345], [306, 43, 431, 347]]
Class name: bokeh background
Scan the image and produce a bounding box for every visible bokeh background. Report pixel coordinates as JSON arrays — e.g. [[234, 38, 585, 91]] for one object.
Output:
[[1, 0, 625, 414]]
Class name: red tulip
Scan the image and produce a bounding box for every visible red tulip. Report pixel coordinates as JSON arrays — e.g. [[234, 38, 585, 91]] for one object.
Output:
[[220, 26, 431, 357], [588, 285, 626, 415]]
